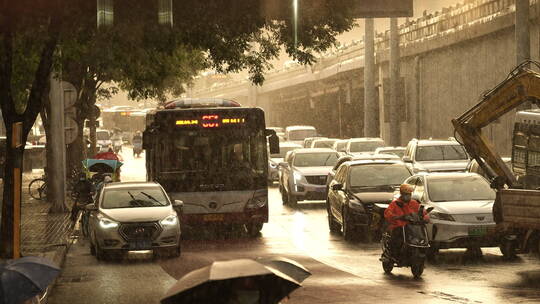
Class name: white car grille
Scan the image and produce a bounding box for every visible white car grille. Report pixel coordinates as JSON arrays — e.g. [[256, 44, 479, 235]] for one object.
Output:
[[452, 213, 493, 223]]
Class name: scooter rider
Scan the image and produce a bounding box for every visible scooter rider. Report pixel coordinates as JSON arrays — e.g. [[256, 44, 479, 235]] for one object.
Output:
[[384, 184, 429, 255], [132, 131, 142, 143]]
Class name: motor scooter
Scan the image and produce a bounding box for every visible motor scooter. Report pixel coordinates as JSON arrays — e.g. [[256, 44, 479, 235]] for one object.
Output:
[[380, 206, 433, 278], [112, 137, 123, 153], [133, 138, 143, 158]]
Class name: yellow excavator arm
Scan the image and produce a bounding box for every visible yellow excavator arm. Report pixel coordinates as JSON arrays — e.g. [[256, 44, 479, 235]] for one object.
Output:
[[452, 64, 540, 188]]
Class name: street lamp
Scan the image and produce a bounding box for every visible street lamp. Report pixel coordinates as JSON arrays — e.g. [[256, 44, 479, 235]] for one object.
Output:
[[97, 0, 173, 28], [158, 0, 173, 26], [293, 0, 298, 49], [97, 0, 114, 28]]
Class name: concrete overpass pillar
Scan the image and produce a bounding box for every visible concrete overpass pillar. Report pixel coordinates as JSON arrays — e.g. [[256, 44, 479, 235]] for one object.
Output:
[[248, 85, 258, 107], [389, 17, 401, 146], [516, 0, 530, 65], [363, 18, 378, 137]]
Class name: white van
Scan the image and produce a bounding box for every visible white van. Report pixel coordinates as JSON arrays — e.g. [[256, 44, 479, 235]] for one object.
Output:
[[96, 129, 112, 151], [285, 126, 317, 146]]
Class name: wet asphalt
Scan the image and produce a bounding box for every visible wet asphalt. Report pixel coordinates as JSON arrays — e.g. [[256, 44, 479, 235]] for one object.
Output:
[[48, 147, 540, 304]]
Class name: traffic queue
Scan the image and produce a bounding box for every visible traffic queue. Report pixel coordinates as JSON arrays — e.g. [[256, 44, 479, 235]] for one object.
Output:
[[269, 125, 509, 277]]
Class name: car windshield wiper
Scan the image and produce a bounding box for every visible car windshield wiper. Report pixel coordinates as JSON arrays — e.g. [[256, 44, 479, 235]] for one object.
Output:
[[351, 186, 379, 190], [323, 154, 333, 166], [351, 185, 394, 190], [127, 191, 136, 201], [140, 192, 166, 206], [373, 184, 395, 190]]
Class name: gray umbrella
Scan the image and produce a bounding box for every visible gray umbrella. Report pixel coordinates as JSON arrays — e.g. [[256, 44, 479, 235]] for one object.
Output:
[[257, 257, 311, 283], [161, 259, 301, 304], [0, 256, 60, 304]]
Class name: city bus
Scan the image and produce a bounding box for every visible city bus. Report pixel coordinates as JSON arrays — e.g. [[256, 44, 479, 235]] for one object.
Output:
[[143, 98, 279, 236], [102, 107, 146, 143]]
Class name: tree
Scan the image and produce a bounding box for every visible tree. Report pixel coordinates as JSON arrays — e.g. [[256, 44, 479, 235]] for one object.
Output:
[[58, 10, 207, 177], [0, 0, 356, 257]]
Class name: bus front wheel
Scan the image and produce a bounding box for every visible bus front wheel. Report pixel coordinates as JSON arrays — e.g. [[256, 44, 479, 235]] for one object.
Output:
[[246, 223, 263, 237]]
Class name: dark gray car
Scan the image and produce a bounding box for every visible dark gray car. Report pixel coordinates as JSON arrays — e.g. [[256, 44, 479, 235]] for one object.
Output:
[[326, 160, 412, 242]]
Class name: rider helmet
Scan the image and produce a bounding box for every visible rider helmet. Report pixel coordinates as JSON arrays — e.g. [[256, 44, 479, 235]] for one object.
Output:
[[399, 184, 414, 195]]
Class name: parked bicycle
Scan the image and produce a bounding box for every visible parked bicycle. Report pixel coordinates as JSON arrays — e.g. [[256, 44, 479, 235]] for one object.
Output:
[[28, 175, 47, 200]]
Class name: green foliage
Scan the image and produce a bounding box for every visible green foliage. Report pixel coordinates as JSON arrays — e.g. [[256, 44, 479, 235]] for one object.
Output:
[[8, 0, 357, 107], [170, 0, 356, 84], [10, 26, 50, 114]]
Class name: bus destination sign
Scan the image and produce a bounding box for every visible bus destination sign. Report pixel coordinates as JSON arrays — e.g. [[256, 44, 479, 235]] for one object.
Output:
[[176, 114, 246, 128]]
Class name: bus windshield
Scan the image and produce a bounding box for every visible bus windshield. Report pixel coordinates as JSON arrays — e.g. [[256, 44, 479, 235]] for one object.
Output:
[[156, 129, 266, 192]]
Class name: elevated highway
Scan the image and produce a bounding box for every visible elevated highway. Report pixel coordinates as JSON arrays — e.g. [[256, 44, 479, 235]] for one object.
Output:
[[191, 0, 540, 154]]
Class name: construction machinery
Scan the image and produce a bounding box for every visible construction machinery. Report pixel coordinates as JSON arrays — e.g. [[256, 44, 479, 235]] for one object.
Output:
[[452, 61, 540, 258]]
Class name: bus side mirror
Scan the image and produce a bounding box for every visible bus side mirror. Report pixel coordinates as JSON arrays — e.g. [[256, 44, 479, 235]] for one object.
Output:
[[142, 130, 152, 149], [266, 129, 280, 154]]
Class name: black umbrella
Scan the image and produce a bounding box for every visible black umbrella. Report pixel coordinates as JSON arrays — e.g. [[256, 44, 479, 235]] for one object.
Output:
[[257, 257, 311, 283], [0, 256, 60, 304], [161, 259, 301, 304]]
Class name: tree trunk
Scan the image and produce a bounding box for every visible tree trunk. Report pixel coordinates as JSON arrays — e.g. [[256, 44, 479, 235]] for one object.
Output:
[[0, 11, 62, 257], [89, 107, 97, 156], [0, 122, 26, 258], [66, 122, 84, 180], [65, 74, 86, 179]]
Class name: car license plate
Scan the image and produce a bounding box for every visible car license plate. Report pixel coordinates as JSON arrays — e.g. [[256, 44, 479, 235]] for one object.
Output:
[[129, 240, 152, 250], [468, 227, 487, 237], [203, 214, 224, 222]]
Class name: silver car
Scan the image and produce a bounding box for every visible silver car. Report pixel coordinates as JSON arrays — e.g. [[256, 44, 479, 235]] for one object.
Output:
[[87, 182, 182, 260], [402, 139, 470, 173], [375, 146, 406, 158], [311, 138, 339, 149], [403, 173, 498, 256], [268, 142, 303, 183], [333, 139, 350, 156], [345, 138, 385, 156], [279, 148, 339, 206]]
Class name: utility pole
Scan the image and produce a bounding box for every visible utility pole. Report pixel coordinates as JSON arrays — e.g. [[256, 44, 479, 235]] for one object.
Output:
[[516, 0, 531, 110], [49, 73, 67, 213], [389, 17, 401, 146], [516, 0, 530, 65], [363, 18, 378, 137]]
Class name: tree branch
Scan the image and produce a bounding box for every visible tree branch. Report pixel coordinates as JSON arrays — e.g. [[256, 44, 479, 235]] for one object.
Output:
[[0, 10, 16, 123], [23, 15, 62, 135]]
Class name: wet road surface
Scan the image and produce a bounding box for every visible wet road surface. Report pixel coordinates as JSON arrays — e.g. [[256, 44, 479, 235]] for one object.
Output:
[[49, 147, 540, 303]]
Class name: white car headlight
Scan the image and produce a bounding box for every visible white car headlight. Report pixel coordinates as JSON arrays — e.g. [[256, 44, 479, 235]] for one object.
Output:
[[160, 214, 179, 226], [99, 217, 119, 229], [430, 211, 455, 222], [293, 171, 304, 182]]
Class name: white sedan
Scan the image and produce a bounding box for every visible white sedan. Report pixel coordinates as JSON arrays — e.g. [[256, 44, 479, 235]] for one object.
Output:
[[403, 172, 498, 257], [87, 182, 182, 260]]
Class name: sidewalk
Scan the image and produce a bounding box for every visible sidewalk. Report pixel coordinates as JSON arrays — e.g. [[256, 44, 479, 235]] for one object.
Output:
[[1, 170, 74, 303]]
